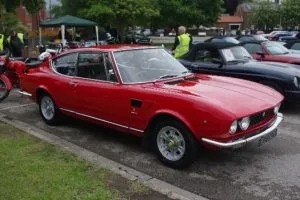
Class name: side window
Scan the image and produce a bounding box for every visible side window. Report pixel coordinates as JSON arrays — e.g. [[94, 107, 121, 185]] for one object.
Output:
[[103, 53, 118, 82], [243, 44, 263, 54], [52, 53, 77, 76], [291, 43, 300, 50], [195, 50, 221, 63], [77, 53, 106, 80]]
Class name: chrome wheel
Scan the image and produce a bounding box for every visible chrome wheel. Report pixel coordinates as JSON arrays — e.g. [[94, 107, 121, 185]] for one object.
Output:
[[41, 96, 55, 120], [157, 126, 186, 161]]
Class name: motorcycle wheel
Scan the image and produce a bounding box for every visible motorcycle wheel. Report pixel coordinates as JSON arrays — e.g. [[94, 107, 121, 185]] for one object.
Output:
[[0, 78, 10, 102]]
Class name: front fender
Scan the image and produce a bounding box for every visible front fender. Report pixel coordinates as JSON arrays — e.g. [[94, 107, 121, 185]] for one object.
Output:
[[0, 74, 13, 90]]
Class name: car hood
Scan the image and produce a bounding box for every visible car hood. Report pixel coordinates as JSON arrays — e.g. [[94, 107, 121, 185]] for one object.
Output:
[[245, 60, 300, 76], [151, 75, 283, 118]]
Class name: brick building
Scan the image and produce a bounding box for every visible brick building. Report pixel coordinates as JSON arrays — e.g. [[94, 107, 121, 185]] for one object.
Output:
[[15, 5, 48, 31]]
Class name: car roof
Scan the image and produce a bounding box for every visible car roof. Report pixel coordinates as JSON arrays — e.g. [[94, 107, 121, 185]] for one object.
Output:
[[181, 42, 239, 60]]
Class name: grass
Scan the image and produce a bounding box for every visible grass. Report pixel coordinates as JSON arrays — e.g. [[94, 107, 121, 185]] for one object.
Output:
[[0, 122, 117, 200]]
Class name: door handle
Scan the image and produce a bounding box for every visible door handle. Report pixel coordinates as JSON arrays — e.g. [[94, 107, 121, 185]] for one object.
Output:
[[69, 81, 78, 87]]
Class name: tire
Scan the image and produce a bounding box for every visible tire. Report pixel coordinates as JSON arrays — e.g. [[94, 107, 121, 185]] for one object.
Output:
[[152, 119, 198, 169], [260, 81, 283, 94], [0, 78, 10, 102], [39, 93, 60, 125]]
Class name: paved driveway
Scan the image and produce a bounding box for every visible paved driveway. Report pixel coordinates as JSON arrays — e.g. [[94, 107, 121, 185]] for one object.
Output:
[[1, 90, 300, 200]]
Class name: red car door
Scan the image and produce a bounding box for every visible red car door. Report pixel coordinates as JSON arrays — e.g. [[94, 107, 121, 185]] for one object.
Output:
[[49, 53, 78, 110], [71, 51, 130, 129]]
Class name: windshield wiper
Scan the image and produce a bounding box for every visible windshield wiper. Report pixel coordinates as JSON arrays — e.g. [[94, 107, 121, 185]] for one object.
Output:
[[154, 74, 178, 82]]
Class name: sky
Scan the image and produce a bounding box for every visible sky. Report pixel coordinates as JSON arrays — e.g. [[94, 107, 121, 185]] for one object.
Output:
[[45, 0, 60, 10]]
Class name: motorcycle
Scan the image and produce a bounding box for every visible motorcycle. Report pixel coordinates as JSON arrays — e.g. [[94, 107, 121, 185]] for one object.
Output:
[[0, 44, 62, 102]]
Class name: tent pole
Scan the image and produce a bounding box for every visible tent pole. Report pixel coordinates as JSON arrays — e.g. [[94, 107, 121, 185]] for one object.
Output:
[[39, 27, 42, 44], [95, 25, 99, 46], [61, 24, 66, 47]]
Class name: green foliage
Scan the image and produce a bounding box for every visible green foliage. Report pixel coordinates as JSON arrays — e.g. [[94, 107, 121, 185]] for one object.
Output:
[[253, 0, 280, 30], [280, 0, 300, 28], [22, 0, 45, 16]]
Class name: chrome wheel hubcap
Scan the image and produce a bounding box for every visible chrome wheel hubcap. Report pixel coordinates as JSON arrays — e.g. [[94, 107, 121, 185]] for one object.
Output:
[[157, 126, 186, 161], [41, 96, 55, 120]]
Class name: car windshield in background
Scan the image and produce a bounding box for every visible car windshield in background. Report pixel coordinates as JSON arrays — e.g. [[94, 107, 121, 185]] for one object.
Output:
[[220, 46, 252, 63], [253, 35, 268, 41], [265, 42, 290, 55], [113, 48, 188, 83]]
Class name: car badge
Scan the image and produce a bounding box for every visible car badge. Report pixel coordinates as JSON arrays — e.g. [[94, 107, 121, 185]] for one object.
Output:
[[262, 112, 266, 117]]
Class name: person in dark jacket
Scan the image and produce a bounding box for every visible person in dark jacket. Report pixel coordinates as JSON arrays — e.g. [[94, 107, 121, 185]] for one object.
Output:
[[8, 31, 24, 57]]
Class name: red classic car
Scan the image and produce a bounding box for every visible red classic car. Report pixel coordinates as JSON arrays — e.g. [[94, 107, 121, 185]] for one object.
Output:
[[16, 45, 284, 168], [241, 41, 300, 65]]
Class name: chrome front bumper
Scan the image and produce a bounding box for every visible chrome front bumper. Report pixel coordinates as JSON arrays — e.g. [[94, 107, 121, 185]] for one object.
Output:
[[201, 113, 283, 148]]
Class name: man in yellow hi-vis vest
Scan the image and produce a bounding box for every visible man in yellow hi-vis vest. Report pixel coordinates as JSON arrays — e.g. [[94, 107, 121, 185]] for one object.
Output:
[[7, 31, 24, 57], [0, 34, 4, 51], [172, 26, 192, 58]]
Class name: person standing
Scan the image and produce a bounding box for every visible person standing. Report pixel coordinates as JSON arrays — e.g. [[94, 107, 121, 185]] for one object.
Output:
[[172, 26, 192, 58], [7, 31, 24, 57], [0, 33, 5, 52]]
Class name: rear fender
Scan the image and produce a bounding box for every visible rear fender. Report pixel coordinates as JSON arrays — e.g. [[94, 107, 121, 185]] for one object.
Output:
[[0, 74, 13, 90]]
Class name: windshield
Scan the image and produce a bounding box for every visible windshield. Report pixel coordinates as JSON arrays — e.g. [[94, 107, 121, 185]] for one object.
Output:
[[113, 48, 189, 83], [220, 46, 252, 62], [265, 42, 290, 55], [253, 35, 268, 41]]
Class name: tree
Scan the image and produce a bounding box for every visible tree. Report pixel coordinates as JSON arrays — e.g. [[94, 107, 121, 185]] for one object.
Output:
[[22, 0, 45, 16], [82, 0, 160, 41], [252, 0, 280, 30], [280, 0, 300, 29]]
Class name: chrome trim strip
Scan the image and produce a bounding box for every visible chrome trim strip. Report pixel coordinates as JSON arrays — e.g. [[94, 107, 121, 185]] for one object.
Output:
[[60, 108, 144, 133], [18, 90, 32, 97], [201, 113, 283, 148]]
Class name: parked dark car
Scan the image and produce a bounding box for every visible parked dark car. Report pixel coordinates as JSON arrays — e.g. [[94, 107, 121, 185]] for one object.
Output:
[[205, 36, 240, 44], [179, 42, 300, 102], [240, 41, 300, 64], [284, 40, 300, 51], [125, 31, 152, 45], [269, 33, 292, 41], [236, 35, 268, 42]]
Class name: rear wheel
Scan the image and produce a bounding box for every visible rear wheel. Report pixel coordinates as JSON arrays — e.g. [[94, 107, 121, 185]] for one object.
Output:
[[152, 119, 198, 169], [0, 78, 10, 102], [39, 93, 60, 125]]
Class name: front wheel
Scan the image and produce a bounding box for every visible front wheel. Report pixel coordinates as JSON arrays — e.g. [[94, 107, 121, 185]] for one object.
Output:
[[0, 78, 11, 102], [152, 119, 198, 169], [39, 93, 60, 125]]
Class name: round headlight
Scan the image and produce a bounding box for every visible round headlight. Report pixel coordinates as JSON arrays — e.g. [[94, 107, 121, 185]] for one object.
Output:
[[274, 104, 281, 114], [229, 120, 238, 134], [239, 117, 250, 131], [0, 61, 5, 66], [293, 77, 299, 88]]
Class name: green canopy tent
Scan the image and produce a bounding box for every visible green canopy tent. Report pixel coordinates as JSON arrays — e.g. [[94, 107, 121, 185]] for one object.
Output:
[[39, 15, 99, 46]]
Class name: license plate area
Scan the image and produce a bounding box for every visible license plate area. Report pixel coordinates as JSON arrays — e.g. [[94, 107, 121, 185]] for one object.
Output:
[[257, 129, 277, 147]]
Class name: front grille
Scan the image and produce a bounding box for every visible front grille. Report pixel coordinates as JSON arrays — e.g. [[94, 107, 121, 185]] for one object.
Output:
[[250, 108, 274, 127]]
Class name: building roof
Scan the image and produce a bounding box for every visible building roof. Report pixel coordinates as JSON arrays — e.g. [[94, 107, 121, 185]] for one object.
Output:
[[217, 16, 243, 23]]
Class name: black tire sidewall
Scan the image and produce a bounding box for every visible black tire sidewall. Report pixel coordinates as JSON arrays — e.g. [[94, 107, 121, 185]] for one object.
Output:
[[39, 93, 59, 125], [152, 119, 198, 169], [0, 78, 10, 102]]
